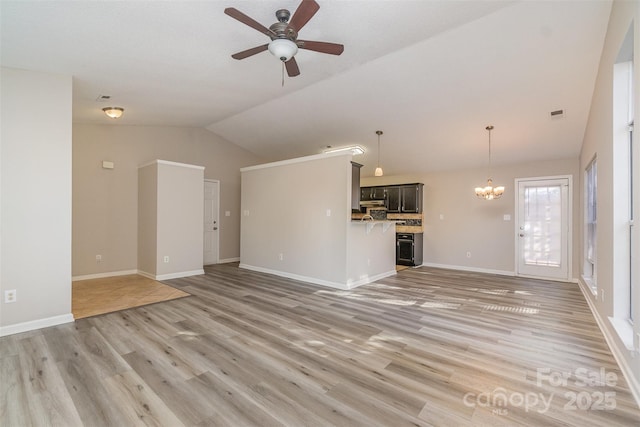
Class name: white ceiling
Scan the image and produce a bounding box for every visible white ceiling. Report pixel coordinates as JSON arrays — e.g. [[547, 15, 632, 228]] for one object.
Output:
[[1, 0, 611, 176]]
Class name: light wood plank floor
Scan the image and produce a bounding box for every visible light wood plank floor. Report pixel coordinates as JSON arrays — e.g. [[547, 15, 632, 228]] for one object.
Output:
[[2, 264, 639, 426], [72, 274, 190, 319]]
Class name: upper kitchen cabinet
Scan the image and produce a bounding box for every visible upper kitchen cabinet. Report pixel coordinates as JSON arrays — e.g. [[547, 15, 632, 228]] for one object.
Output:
[[386, 183, 424, 213], [371, 186, 387, 200], [360, 185, 387, 203]]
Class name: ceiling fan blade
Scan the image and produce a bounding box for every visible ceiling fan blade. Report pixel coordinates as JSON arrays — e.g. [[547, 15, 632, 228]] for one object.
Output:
[[297, 40, 344, 55], [285, 57, 300, 77], [231, 44, 269, 60], [224, 7, 275, 37], [289, 0, 320, 32]]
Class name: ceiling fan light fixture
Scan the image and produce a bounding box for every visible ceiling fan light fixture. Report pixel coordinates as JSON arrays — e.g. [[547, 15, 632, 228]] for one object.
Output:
[[268, 38, 298, 61], [102, 107, 124, 119]]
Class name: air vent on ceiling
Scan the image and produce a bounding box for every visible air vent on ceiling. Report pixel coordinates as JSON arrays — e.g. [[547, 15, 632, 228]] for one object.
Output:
[[550, 109, 565, 119]]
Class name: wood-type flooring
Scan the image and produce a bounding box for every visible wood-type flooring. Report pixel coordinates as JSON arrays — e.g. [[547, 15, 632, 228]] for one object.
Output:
[[72, 274, 190, 319], [2, 264, 639, 426]]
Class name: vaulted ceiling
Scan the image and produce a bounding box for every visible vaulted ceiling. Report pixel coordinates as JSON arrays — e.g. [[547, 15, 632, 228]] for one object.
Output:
[[1, 1, 611, 176]]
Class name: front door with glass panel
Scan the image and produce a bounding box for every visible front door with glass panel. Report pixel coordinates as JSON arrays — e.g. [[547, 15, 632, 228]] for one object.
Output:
[[516, 177, 570, 280]]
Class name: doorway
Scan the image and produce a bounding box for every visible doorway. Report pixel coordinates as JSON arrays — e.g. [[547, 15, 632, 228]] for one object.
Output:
[[515, 176, 571, 280], [204, 179, 220, 265]]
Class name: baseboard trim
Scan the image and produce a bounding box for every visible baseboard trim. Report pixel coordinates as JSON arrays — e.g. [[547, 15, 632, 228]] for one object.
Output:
[[218, 257, 240, 264], [239, 264, 390, 290], [72, 269, 138, 281], [0, 313, 75, 337], [139, 269, 204, 281], [421, 262, 514, 277], [346, 270, 397, 288], [137, 270, 155, 280], [576, 278, 640, 410]]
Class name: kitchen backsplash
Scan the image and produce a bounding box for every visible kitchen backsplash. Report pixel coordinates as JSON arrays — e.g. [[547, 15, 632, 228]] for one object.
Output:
[[370, 209, 387, 220]]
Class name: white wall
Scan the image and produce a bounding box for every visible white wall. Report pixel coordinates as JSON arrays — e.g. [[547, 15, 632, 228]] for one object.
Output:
[[138, 160, 204, 280], [155, 161, 204, 278], [0, 67, 73, 335], [578, 0, 640, 403], [241, 153, 395, 289], [137, 162, 158, 276], [72, 124, 263, 277]]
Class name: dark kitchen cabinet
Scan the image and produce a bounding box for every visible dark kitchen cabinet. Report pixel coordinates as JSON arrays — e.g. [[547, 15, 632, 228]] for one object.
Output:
[[386, 183, 423, 213], [386, 186, 401, 212], [361, 185, 386, 201], [370, 186, 386, 200], [360, 187, 372, 201], [401, 184, 421, 213]]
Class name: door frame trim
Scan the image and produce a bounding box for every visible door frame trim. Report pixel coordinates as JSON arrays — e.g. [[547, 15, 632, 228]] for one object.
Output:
[[514, 175, 573, 281], [204, 179, 220, 265]]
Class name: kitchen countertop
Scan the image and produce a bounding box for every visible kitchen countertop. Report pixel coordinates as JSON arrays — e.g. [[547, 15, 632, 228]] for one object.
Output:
[[351, 214, 424, 233]]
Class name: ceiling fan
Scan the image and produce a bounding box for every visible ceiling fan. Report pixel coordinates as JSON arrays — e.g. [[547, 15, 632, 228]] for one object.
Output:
[[224, 0, 344, 78]]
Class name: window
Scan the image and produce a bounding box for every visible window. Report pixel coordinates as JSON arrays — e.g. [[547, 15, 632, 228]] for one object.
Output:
[[630, 121, 634, 321], [611, 24, 636, 344], [585, 157, 597, 291]]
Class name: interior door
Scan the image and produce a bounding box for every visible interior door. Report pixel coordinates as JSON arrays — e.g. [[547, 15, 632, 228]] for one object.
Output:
[[516, 177, 570, 280], [204, 180, 220, 265]]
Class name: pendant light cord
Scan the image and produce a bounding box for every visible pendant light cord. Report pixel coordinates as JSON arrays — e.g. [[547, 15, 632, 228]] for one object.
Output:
[[377, 133, 381, 168], [486, 125, 494, 180]]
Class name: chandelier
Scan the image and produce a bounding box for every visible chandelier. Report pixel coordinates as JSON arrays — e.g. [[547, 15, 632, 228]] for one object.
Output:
[[475, 125, 504, 200]]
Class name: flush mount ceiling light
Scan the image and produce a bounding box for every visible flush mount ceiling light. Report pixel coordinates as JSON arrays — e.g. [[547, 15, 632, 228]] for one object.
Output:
[[374, 130, 384, 177], [102, 107, 124, 119], [323, 145, 365, 155], [475, 125, 505, 200]]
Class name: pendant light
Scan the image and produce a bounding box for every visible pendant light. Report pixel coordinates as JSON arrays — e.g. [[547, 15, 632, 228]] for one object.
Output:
[[475, 125, 505, 200], [374, 130, 384, 177]]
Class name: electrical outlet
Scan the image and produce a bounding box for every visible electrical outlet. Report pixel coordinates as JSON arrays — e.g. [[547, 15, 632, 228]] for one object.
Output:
[[278, 253, 284, 261], [466, 251, 471, 258], [4, 289, 17, 303], [96, 254, 102, 263], [163, 256, 170, 263]]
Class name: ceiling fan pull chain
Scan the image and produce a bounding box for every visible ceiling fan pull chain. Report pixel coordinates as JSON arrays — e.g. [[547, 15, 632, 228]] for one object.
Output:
[[282, 62, 285, 87]]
